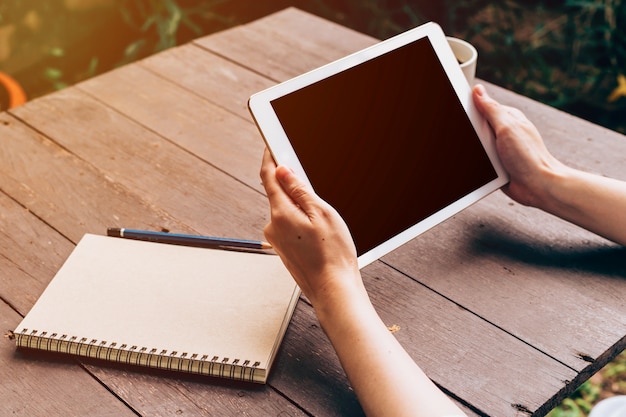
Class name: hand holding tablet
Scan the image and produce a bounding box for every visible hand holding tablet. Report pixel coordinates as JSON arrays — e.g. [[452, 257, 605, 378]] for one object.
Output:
[[249, 22, 508, 268]]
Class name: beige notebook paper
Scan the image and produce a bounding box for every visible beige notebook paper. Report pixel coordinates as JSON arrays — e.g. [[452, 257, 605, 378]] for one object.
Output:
[[14, 234, 300, 384]]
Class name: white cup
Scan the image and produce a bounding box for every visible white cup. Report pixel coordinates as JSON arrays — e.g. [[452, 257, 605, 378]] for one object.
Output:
[[447, 37, 478, 85], [589, 396, 626, 417]]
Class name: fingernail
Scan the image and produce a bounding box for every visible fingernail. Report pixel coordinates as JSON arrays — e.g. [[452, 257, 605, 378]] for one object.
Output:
[[275, 165, 293, 181]]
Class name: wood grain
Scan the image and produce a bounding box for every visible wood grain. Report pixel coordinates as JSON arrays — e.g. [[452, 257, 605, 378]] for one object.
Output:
[[0, 113, 190, 243], [142, 43, 274, 120], [0, 209, 137, 416], [1, 7, 624, 417], [10, 87, 269, 241], [77, 63, 266, 194], [197, 9, 626, 414]]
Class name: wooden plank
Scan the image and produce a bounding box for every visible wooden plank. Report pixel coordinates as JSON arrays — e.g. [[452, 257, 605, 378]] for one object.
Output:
[[2, 85, 314, 415], [1, 234, 304, 417], [271, 262, 576, 417], [0, 200, 137, 415], [204, 0, 626, 371], [239, 7, 626, 377], [362, 262, 576, 416], [271, 303, 363, 417], [0, 190, 74, 315], [9, 87, 269, 242], [192, 8, 626, 415], [382, 85, 626, 375], [246, 6, 376, 58], [80, 359, 308, 417], [76, 41, 486, 417], [488, 83, 626, 178], [2, 8, 620, 417], [3, 90, 478, 415], [0, 112, 192, 245], [141, 43, 274, 120], [193, 25, 319, 84], [195, 7, 377, 84], [384, 181, 626, 369], [1, 53, 492, 412], [1, 301, 138, 416], [0, 106, 310, 416], [76, 63, 265, 194]]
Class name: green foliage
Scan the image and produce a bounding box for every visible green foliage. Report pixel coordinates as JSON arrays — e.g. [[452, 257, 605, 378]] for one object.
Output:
[[547, 380, 600, 417], [116, 0, 233, 64], [1, 1, 625, 133], [313, 0, 626, 134], [441, 0, 626, 134], [0, 1, 116, 95], [547, 349, 626, 417], [0, 0, 235, 99]]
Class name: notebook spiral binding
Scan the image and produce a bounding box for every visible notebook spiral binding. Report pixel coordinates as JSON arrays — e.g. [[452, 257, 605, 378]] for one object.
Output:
[[15, 328, 262, 382]]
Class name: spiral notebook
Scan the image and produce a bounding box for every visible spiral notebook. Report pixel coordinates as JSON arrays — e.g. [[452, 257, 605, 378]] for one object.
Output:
[[13, 233, 300, 384]]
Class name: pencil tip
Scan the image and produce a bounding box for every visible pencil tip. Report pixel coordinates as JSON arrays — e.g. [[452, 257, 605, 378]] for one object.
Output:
[[261, 241, 273, 249]]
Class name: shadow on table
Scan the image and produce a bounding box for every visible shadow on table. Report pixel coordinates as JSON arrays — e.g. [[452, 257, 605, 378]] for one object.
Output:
[[469, 223, 626, 279]]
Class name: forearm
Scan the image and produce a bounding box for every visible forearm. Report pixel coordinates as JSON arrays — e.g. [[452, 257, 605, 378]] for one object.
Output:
[[316, 281, 466, 417], [538, 165, 626, 246], [261, 151, 466, 415]]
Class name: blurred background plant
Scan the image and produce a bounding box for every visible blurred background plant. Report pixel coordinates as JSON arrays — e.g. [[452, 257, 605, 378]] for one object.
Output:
[[116, 0, 233, 65], [0, 0, 234, 97], [0, 0, 624, 133], [546, 350, 626, 417], [443, 0, 626, 134], [331, 0, 626, 134]]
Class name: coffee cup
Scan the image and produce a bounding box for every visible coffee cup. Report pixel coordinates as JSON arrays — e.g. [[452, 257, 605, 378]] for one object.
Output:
[[447, 37, 478, 84]]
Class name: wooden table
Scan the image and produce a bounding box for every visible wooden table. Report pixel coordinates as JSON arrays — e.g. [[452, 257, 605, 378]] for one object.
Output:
[[2, 8, 625, 417]]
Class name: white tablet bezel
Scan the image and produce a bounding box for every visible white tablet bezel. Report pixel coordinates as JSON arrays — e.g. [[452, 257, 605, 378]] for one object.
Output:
[[249, 22, 508, 269]]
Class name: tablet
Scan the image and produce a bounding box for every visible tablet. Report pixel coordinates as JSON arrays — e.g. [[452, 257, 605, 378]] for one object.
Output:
[[249, 22, 508, 268]]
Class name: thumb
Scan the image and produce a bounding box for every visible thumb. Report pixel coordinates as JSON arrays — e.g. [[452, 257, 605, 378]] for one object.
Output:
[[472, 84, 504, 127], [275, 165, 320, 215]]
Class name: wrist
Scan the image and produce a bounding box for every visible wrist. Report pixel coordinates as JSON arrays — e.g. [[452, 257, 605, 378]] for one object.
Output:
[[534, 162, 578, 214], [311, 270, 375, 333]]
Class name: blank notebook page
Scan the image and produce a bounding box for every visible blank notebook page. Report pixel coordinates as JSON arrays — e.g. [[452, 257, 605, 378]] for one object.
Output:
[[16, 234, 300, 380]]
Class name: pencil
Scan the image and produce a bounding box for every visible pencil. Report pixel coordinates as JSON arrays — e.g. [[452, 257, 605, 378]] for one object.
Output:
[[107, 228, 272, 250]]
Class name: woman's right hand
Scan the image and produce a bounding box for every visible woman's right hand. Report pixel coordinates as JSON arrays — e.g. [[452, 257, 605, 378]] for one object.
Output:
[[259, 149, 362, 308]]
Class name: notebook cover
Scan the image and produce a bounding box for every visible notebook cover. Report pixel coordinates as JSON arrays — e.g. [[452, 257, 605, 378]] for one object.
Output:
[[14, 234, 300, 383]]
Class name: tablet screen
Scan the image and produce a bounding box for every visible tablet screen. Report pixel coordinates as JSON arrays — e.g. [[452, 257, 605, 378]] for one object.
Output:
[[269, 37, 498, 258]]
